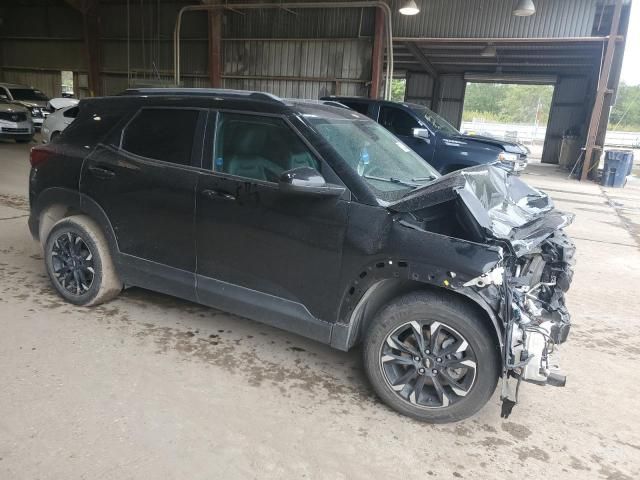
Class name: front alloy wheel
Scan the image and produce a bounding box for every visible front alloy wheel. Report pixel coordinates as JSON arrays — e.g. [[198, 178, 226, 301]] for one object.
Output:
[[380, 320, 477, 408], [363, 291, 499, 423]]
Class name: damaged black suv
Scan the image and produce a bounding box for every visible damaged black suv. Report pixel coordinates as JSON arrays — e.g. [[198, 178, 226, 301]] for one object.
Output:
[[28, 89, 575, 423]]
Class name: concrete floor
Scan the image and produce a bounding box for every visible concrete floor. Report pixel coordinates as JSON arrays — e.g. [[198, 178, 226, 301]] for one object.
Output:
[[1, 136, 639, 479]]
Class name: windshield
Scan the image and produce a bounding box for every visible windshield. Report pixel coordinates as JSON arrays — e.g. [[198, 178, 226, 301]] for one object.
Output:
[[307, 115, 440, 202], [412, 105, 459, 136], [9, 88, 49, 102]]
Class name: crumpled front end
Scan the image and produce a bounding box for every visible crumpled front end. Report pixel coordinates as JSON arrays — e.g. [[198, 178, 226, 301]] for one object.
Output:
[[499, 229, 576, 415]]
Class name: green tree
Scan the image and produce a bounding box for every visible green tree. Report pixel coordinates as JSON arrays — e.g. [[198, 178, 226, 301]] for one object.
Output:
[[610, 83, 640, 131], [390, 79, 406, 102]]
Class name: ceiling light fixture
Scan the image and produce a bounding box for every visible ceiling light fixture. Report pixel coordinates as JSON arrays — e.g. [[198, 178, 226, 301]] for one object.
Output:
[[513, 0, 536, 16], [399, 0, 420, 16]]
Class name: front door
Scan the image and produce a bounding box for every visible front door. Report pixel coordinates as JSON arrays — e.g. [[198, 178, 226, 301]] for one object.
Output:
[[80, 106, 206, 299], [195, 111, 348, 339], [378, 105, 436, 166]]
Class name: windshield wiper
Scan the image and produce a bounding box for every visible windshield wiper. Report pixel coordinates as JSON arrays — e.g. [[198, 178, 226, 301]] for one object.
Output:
[[363, 174, 421, 188]]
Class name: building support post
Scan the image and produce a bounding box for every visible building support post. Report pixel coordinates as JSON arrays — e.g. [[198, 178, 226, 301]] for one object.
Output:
[[580, 0, 623, 181], [370, 6, 384, 99], [208, 10, 222, 88], [82, 0, 102, 97]]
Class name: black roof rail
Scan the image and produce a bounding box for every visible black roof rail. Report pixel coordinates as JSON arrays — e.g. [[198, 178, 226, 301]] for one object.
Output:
[[120, 88, 285, 104]]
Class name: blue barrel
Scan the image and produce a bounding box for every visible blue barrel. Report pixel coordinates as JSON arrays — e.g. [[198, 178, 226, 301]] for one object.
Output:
[[601, 150, 634, 187]]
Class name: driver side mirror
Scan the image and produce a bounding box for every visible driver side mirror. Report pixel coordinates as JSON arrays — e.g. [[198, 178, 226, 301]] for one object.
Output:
[[278, 167, 345, 198], [413, 128, 431, 144]]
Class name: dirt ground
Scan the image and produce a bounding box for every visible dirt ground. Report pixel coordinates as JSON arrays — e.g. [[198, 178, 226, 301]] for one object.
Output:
[[1, 137, 639, 479]]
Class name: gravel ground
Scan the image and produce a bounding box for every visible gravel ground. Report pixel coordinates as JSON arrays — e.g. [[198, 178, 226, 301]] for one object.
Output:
[[1, 137, 639, 479]]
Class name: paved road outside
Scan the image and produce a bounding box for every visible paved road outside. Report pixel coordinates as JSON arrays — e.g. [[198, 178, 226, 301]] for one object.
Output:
[[1, 137, 639, 479]]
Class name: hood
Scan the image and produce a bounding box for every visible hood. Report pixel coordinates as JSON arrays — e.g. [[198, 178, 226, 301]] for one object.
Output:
[[13, 100, 48, 108], [457, 134, 527, 155], [48, 97, 79, 110], [0, 102, 28, 114], [388, 165, 574, 256]]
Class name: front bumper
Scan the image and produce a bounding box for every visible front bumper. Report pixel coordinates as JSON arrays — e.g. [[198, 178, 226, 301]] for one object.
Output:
[[0, 120, 34, 139]]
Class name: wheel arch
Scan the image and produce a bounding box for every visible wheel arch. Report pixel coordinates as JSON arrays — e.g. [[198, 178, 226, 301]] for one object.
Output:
[[32, 187, 119, 258], [331, 279, 503, 358]]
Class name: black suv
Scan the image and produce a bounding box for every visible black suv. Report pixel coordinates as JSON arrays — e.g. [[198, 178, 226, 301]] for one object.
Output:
[[28, 89, 575, 422]]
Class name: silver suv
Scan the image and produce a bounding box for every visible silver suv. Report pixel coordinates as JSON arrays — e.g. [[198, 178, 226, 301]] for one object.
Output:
[[0, 83, 49, 131], [0, 98, 33, 143]]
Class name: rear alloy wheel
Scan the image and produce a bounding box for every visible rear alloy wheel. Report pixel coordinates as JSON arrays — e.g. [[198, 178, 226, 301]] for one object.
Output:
[[363, 291, 499, 423], [44, 215, 122, 306]]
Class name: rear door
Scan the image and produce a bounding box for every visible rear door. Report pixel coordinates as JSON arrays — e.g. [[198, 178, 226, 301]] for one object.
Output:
[[80, 106, 206, 299], [377, 105, 436, 165]]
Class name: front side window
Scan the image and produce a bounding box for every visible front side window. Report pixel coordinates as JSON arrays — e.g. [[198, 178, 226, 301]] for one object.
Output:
[[378, 106, 419, 137], [9, 88, 49, 102], [121, 108, 199, 166], [214, 113, 318, 183]]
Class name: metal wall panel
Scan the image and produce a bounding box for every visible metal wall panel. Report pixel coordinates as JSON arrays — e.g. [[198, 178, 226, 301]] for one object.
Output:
[[404, 72, 435, 106], [394, 0, 599, 38], [223, 7, 374, 38], [222, 39, 371, 98], [542, 75, 594, 164], [1, 69, 62, 98], [436, 74, 467, 127], [1, 39, 86, 71]]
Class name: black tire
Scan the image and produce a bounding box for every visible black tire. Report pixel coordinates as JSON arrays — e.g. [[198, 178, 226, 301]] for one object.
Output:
[[363, 290, 500, 423], [50, 131, 60, 142], [15, 136, 33, 144], [44, 215, 122, 306]]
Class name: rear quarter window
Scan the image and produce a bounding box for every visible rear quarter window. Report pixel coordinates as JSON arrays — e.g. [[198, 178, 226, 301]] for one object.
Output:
[[60, 102, 127, 147]]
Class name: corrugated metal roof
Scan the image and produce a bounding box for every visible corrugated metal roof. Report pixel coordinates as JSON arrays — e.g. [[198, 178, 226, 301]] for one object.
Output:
[[393, 0, 599, 38]]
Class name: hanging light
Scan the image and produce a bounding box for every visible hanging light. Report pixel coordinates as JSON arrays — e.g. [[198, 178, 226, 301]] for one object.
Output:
[[481, 45, 497, 57], [399, 0, 420, 15], [513, 0, 536, 16]]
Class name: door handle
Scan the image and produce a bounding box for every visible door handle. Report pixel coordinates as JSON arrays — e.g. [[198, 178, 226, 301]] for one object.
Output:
[[88, 166, 116, 179], [201, 189, 236, 201]]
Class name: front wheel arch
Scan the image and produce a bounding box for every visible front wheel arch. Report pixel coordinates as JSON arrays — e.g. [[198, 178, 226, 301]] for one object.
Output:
[[334, 280, 503, 358]]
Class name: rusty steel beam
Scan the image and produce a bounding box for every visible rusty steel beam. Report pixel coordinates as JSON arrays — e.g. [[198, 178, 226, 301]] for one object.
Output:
[[581, 0, 624, 181], [208, 10, 222, 88], [81, 0, 102, 97], [370, 7, 384, 99]]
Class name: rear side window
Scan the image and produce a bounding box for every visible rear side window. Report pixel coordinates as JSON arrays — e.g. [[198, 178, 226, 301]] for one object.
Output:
[[121, 108, 199, 166], [63, 106, 79, 118], [379, 106, 419, 136], [340, 101, 369, 115]]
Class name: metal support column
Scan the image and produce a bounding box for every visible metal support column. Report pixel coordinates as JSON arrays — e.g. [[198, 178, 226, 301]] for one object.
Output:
[[208, 11, 222, 88], [82, 0, 102, 97], [370, 7, 384, 99], [580, 0, 623, 181]]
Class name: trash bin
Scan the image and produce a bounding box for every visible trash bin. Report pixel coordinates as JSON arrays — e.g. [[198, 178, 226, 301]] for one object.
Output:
[[601, 149, 634, 187]]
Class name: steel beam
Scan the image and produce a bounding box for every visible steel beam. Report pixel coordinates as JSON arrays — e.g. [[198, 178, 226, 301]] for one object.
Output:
[[404, 42, 438, 79], [370, 7, 384, 99], [81, 0, 102, 97], [208, 11, 222, 88], [580, 0, 624, 181]]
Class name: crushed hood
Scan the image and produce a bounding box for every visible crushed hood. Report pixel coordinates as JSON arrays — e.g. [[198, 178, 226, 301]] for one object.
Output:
[[388, 165, 574, 256]]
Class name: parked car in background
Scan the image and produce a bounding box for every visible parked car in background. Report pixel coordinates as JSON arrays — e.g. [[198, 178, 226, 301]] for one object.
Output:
[[28, 88, 575, 423], [0, 98, 34, 143], [0, 83, 50, 131], [42, 101, 79, 143], [321, 96, 528, 174]]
